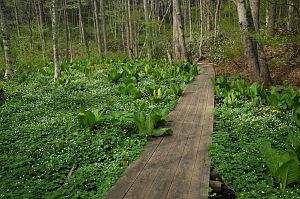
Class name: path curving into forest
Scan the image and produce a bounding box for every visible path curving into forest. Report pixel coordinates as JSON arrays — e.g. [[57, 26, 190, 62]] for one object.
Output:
[[104, 64, 215, 199]]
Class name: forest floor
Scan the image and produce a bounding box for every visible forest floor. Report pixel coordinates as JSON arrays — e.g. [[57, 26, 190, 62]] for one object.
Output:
[[209, 39, 300, 198], [214, 40, 300, 88]]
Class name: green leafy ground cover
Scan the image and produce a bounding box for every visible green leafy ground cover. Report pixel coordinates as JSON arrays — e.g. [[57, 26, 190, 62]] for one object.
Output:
[[210, 76, 300, 198], [0, 59, 198, 198]]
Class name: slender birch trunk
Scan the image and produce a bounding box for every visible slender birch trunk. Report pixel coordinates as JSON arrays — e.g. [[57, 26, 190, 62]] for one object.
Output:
[[79, 0, 89, 56], [143, 0, 151, 59], [214, 0, 221, 42], [64, 0, 72, 61], [114, 3, 118, 41], [100, 0, 107, 55], [173, 0, 179, 60], [0, 0, 13, 78], [266, 0, 276, 31], [38, 0, 46, 61], [52, 0, 60, 81], [28, 18, 33, 49], [132, 0, 138, 57], [27, 2, 33, 49], [199, 0, 204, 58], [127, 0, 133, 58], [188, 0, 192, 42], [206, 0, 211, 39], [13, 0, 20, 37], [93, 0, 102, 55]]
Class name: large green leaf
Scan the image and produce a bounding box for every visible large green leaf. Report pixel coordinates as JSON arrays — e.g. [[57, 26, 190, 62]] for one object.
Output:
[[78, 110, 97, 128], [276, 159, 300, 189], [286, 136, 300, 162], [145, 116, 154, 134], [151, 109, 169, 128], [248, 82, 262, 98], [261, 141, 300, 189], [266, 87, 280, 107], [134, 112, 146, 133], [260, 142, 290, 177], [152, 128, 173, 137]]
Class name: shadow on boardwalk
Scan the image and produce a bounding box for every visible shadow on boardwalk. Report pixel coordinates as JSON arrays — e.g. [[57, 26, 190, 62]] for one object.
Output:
[[104, 64, 215, 199]]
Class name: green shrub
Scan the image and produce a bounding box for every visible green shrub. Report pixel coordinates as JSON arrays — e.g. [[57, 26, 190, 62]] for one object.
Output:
[[133, 109, 172, 137], [78, 109, 103, 128]]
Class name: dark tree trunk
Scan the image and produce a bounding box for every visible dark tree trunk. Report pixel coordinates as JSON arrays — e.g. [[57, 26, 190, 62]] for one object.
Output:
[[173, 0, 188, 62], [235, 0, 272, 87]]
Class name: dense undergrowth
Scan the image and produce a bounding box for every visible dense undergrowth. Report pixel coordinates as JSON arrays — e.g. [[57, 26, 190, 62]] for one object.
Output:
[[0, 59, 198, 198], [210, 76, 300, 198]]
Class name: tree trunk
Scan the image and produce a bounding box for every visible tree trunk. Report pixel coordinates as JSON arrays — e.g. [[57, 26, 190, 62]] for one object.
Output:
[[199, 0, 204, 58], [214, 0, 221, 41], [266, 0, 276, 31], [26, 2, 33, 49], [100, 0, 107, 55], [132, 0, 138, 57], [13, 0, 20, 37], [0, 0, 13, 78], [127, 0, 133, 58], [93, 0, 102, 55], [52, 0, 60, 81], [38, 0, 46, 60], [143, 0, 151, 59], [287, 0, 295, 31], [173, 0, 188, 62], [205, 0, 212, 39], [79, 0, 90, 56], [188, 0, 192, 42], [173, 0, 179, 60], [64, 0, 72, 61], [235, 0, 272, 87], [249, 0, 260, 31]]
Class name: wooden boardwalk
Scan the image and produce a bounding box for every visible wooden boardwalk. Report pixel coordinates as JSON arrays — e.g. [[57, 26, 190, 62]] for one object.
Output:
[[104, 64, 215, 199]]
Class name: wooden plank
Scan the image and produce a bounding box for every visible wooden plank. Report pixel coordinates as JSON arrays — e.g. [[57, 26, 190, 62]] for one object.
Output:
[[184, 84, 200, 93], [182, 96, 205, 123], [165, 125, 203, 199], [144, 122, 198, 199], [187, 135, 210, 199], [168, 95, 186, 122]]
